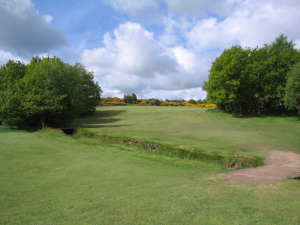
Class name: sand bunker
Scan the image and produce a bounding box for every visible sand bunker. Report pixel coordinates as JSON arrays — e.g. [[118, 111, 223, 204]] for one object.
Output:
[[219, 150, 300, 185]]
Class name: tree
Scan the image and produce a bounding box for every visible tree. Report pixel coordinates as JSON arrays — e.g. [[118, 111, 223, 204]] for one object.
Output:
[[74, 63, 102, 115], [188, 99, 197, 104], [132, 93, 137, 102], [249, 45, 274, 114], [146, 98, 161, 106], [268, 34, 300, 106], [0, 56, 102, 127], [203, 46, 252, 116], [21, 90, 66, 128], [123, 95, 133, 104], [284, 62, 300, 113], [0, 60, 27, 126]]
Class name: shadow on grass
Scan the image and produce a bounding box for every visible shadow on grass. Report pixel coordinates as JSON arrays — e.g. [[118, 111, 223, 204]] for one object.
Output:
[[72, 109, 129, 128], [207, 108, 300, 120], [0, 125, 40, 133]]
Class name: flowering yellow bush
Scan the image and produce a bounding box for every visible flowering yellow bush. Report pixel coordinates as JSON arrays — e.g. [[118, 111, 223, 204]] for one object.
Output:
[[134, 99, 147, 104], [100, 97, 217, 108], [100, 97, 127, 106], [160, 101, 217, 108]]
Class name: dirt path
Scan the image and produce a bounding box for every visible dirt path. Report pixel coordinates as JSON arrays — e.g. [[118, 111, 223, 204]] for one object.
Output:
[[219, 150, 300, 185]]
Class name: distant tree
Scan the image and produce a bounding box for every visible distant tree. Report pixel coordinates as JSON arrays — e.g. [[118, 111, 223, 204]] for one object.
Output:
[[284, 62, 300, 113], [132, 93, 137, 102], [188, 99, 197, 104], [197, 98, 209, 104], [123, 95, 133, 104], [146, 98, 161, 106]]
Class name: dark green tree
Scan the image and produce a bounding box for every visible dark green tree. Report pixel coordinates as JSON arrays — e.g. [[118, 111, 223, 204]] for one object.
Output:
[[188, 99, 197, 104], [123, 95, 133, 104], [284, 62, 300, 113], [132, 93, 137, 102]]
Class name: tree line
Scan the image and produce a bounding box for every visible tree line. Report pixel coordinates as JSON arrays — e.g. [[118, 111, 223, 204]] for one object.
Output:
[[0, 56, 102, 128], [203, 34, 300, 116]]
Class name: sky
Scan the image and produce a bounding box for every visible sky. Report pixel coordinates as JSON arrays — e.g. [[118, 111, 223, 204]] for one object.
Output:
[[1, 0, 300, 100]]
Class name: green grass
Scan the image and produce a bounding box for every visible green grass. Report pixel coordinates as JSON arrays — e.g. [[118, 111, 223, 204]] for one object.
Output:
[[1, 107, 300, 224], [72, 106, 300, 156], [0, 127, 300, 224]]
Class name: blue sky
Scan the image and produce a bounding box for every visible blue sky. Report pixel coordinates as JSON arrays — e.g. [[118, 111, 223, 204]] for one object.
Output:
[[1, 0, 300, 100]]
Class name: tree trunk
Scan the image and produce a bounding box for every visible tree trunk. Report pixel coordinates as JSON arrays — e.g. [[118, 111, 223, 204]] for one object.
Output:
[[41, 113, 45, 128], [239, 105, 244, 117], [257, 106, 262, 115], [298, 108, 300, 114]]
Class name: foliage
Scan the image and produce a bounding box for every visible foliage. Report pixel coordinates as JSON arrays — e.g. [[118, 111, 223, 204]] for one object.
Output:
[[188, 99, 197, 104], [146, 98, 162, 106], [134, 99, 147, 104], [0, 60, 27, 126], [123, 94, 133, 104], [160, 101, 217, 108], [0, 56, 102, 127], [284, 62, 300, 112], [132, 93, 137, 102], [203, 34, 300, 115], [100, 97, 127, 106]]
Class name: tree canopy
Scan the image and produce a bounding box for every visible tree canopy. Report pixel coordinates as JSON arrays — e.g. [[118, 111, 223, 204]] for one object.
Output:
[[284, 62, 300, 113], [0, 56, 102, 127], [203, 34, 300, 115]]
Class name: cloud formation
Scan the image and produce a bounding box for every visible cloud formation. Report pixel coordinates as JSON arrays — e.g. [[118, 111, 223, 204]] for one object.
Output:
[[0, 0, 67, 57], [81, 22, 206, 98]]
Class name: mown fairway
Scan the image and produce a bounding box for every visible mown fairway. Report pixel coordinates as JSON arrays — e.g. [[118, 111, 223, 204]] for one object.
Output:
[[72, 106, 300, 156], [1, 107, 300, 224]]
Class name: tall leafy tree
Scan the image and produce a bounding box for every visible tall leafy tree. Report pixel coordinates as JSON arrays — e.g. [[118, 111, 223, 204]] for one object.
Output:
[[249, 45, 275, 114], [132, 93, 137, 102], [268, 34, 300, 106], [284, 62, 300, 113], [203, 46, 252, 116], [74, 63, 102, 115], [0, 60, 27, 125], [0, 56, 102, 127]]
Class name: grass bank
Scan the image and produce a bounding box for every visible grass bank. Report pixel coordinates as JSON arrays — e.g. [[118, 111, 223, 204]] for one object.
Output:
[[73, 128, 264, 169]]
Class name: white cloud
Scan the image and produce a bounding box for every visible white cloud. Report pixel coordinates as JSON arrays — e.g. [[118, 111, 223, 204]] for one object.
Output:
[[0, 50, 27, 66], [81, 22, 208, 99], [0, 0, 67, 57]]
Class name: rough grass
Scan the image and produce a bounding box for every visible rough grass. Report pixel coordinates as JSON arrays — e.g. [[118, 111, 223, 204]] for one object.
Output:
[[1, 127, 300, 224]]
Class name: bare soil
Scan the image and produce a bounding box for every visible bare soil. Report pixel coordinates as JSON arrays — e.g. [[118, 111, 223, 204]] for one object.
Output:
[[219, 149, 300, 185]]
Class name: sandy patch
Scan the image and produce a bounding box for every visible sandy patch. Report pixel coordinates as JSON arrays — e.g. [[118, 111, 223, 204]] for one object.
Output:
[[219, 150, 300, 185]]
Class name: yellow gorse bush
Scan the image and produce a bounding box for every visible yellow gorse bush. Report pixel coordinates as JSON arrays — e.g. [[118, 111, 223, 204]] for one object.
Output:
[[160, 101, 217, 108], [100, 97, 127, 106], [100, 97, 217, 108], [134, 99, 147, 104]]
